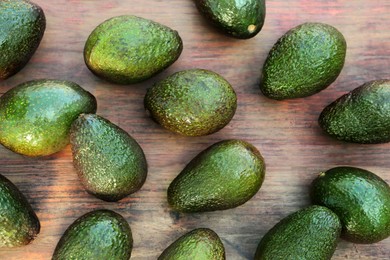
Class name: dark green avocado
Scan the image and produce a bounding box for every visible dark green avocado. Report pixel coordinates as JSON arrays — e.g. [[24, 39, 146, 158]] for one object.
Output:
[[52, 209, 133, 260], [260, 22, 346, 100], [310, 166, 390, 243], [0, 0, 46, 79], [0, 173, 40, 247], [254, 205, 341, 260], [70, 114, 147, 202], [0, 79, 97, 157], [168, 139, 265, 213], [319, 80, 390, 143], [84, 15, 183, 84], [195, 0, 266, 39]]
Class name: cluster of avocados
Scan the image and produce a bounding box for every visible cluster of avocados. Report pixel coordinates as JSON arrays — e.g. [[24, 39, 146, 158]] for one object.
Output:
[[0, 0, 390, 259]]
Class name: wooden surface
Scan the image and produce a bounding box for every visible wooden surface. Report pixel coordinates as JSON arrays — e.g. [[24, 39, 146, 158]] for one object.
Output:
[[1, 0, 390, 259]]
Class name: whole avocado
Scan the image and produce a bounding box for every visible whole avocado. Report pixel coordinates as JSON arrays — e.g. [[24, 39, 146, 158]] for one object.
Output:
[[0, 79, 97, 157], [260, 22, 346, 100], [52, 209, 133, 260], [0, 0, 45, 79], [319, 80, 390, 143], [254, 205, 341, 260], [168, 139, 265, 213], [195, 0, 266, 39], [310, 166, 390, 243], [70, 114, 147, 202], [0, 173, 40, 247], [144, 69, 237, 136], [84, 15, 183, 84], [158, 228, 225, 260]]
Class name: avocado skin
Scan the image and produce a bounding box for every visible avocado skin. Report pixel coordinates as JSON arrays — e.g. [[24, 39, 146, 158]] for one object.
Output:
[[260, 22, 346, 100], [0, 0, 45, 79], [319, 80, 390, 143], [52, 209, 132, 260], [70, 114, 147, 202], [84, 15, 183, 84], [254, 205, 341, 260], [158, 228, 225, 260], [144, 69, 237, 136], [0, 173, 40, 247], [168, 139, 265, 213], [0, 79, 97, 157], [310, 166, 390, 244], [195, 0, 266, 39]]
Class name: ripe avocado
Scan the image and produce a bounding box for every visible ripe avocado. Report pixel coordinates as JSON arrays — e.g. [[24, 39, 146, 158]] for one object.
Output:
[[0, 79, 97, 157], [144, 69, 237, 136], [195, 0, 266, 39], [84, 15, 183, 84], [310, 166, 390, 243], [70, 114, 147, 202], [319, 80, 390, 143], [0, 0, 46, 79], [260, 22, 346, 100], [254, 205, 341, 260], [52, 209, 132, 260], [168, 139, 265, 212], [0, 173, 40, 247], [158, 228, 225, 260]]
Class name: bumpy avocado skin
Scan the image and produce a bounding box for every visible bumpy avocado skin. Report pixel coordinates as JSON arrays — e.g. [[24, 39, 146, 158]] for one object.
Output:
[[158, 228, 225, 260], [0, 174, 40, 247], [310, 166, 390, 244], [52, 210, 133, 260], [261, 22, 346, 100], [144, 69, 237, 136], [0, 79, 97, 157], [319, 80, 390, 144], [84, 15, 183, 84], [168, 139, 265, 213], [254, 205, 341, 260], [70, 114, 147, 202], [0, 0, 46, 79], [195, 0, 266, 39]]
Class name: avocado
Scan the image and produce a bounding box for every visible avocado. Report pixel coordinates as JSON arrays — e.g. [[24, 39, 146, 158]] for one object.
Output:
[[319, 80, 390, 143], [70, 114, 147, 202], [52, 209, 132, 260], [254, 205, 341, 260], [310, 166, 390, 244], [195, 0, 266, 39], [158, 228, 225, 260], [84, 15, 183, 84], [144, 69, 237, 136], [0, 0, 45, 80], [260, 22, 346, 100], [0, 79, 97, 157], [0, 173, 40, 247], [168, 139, 265, 212]]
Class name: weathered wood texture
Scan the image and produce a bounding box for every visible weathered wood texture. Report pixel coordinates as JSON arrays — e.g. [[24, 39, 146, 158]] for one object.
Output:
[[1, 0, 389, 259]]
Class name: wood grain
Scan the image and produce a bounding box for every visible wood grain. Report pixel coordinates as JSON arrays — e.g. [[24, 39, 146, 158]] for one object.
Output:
[[1, 0, 389, 259]]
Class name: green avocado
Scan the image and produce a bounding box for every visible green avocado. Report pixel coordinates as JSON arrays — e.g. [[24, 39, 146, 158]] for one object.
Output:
[[0, 173, 40, 247], [0, 0, 45, 79], [84, 15, 183, 84], [319, 80, 390, 143], [310, 166, 390, 244], [168, 139, 265, 212], [52, 209, 132, 260], [70, 114, 147, 202], [254, 205, 341, 260], [195, 0, 266, 39], [144, 69, 237, 136], [260, 22, 346, 100], [0, 79, 97, 157]]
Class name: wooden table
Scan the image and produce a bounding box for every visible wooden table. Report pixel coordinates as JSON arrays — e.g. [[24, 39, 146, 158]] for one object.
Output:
[[1, 0, 389, 259]]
